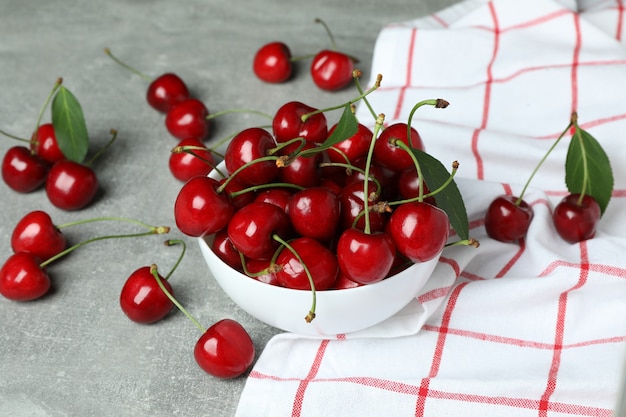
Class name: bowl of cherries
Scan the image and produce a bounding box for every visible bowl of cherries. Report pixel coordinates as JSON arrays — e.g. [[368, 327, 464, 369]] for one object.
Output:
[[174, 96, 473, 336]]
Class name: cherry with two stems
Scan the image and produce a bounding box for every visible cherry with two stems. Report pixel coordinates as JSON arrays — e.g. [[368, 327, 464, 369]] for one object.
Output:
[[150, 267, 256, 379], [120, 239, 186, 324]]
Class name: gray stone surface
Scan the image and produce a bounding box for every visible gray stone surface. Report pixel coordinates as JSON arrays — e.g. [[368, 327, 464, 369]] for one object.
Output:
[[0, 0, 458, 415]]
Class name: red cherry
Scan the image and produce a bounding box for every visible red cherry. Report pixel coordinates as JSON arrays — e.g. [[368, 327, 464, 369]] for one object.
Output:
[[11, 210, 67, 262], [288, 186, 340, 242], [45, 160, 98, 211], [119, 266, 175, 324], [277, 141, 322, 188], [227, 202, 292, 260], [174, 176, 234, 237], [387, 201, 449, 263], [194, 318, 255, 379], [218, 177, 256, 211], [272, 101, 328, 144], [326, 123, 373, 164], [0, 252, 50, 301], [332, 270, 363, 289], [310, 50, 354, 91], [169, 137, 215, 182], [336, 229, 396, 284], [146, 73, 190, 113], [224, 127, 278, 186], [553, 193, 601, 243], [31, 123, 65, 163], [397, 168, 434, 204], [165, 98, 210, 141], [339, 180, 387, 233], [373, 123, 424, 172], [484, 195, 534, 243], [253, 42, 293, 83], [210, 229, 242, 270], [275, 237, 338, 290], [253, 188, 293, 213], [1, 146, 49, 193], [245, 258, 280, 286]]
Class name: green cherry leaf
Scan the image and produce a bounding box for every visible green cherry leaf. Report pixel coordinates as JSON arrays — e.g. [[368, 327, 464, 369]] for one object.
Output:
[[410, 148, 469, 241], [318, 104, 359, 152], [51, 86, 89, 163], [565, 127, 613, 214]]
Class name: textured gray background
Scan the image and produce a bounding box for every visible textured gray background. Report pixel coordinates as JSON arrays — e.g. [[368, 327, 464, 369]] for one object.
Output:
[[0, 0, 458, 415]]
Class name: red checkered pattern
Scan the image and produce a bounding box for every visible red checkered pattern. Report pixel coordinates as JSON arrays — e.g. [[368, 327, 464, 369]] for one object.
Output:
[[236, 0, 626, 415]]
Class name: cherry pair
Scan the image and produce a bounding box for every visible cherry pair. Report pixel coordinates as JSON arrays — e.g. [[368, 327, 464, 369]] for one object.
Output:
[[253, 19, 357, 91]]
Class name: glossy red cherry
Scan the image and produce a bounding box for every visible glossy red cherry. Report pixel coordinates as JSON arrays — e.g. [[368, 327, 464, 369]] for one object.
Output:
[[31, 123, 65, 163], [1, 146, 49, 193], [0, 252, 50, 301], [227, 202, 292, 260], [276, 237, 338, 290], [484, 195, 534, 243], [224, 127, 278, 186], [194, 318, 255, 379], [373, 123, 424, 172], [272, 101, 328, 144], [278, 141, 322, 188], [146, 73, 190, 113], [339, 180, 387, 233], [45, 160, 98, 211], [336, 229, 395, 284], [165, 98, 210, 141], [327, 123, 373, 164], [210, 229, 242, 270], [245, 258, 279, 286], [310, 50, 354, 91], [174, 176, 234, 237], [253, 42, 293, 83], [253, 188, 293, 213], [169, 137, 215, 182], [218, 176, 256, 211], [11, 210, 67, 262], [332, 271, 363, 289], [552, 193, 601, 243], [288, 186, 340, 242], [119, 266, 174, 324], [387, 201, 449, 263], [398, 168, 434, 204]]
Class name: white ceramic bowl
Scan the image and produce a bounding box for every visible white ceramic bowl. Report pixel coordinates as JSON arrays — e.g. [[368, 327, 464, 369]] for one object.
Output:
[[196, 162, 441, 336]]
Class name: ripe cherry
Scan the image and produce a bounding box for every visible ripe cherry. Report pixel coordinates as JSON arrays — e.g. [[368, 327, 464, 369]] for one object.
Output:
[[227, 202, 292, 260], [288, 186, 340, 242], [326, 123, 373, 164], [275, 237, 338, 290], [245, 258, 280, 286], [174, 176, 234, 237], [253, 188, 293, 212], [278, 141, 322, 188], [339, 180, 387, 233], [224, 127, 278, 186], [398, 168, 435, 205], [336, 229, 395, 284], [165, 98, 210, 141], [147, 73, 190, 113], [120, 266, 174, 324], [272, 101, 328, 144], [30, 123, 65, 164], [310, 50, 354, 91], [387, 201, 449, 263], [0, 252, 50, 301], [11, 210, 67, 262], [210, 229, 242, 270], [373, 123, 424, 172], [484, 195, 534, 243], [552, 193, 601, 243], [253, 42, 293, 83], [1, 146, 49, 193], [169, 137, 215, 182], [218, 176, 256, 211], [194, 319, 256, 379], [45, 160, 98, 211]]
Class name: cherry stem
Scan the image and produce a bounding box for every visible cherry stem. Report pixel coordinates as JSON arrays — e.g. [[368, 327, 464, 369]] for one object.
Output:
[[56, 215, 167, 231], [318, 162, 382, 196], [84, 128, 118, 166], [163, 239, 186, 280], [516, 117, 573, 205], [353, 69, 378, 122], [570, 112, 590, 205], [216, 155, 280, 193], [300, 73, 382, 122], [389, 160, 460, 207], [229, 182, 304, 198], [40, 225, 170, 268], [393, 136, 426, 202], [314, 17, 338, 51], [33, 78, 63, 143], [272, 234, 316, 323], [0, 128, 30, 143], [150, 264, 207, 333], [103, 48, 152, 82], [446, 238, 480, 248], [406, 98, 449, 146], [206, 108, 272, 121], [363, 114, 385, 235], [170, 145, 224, 176]]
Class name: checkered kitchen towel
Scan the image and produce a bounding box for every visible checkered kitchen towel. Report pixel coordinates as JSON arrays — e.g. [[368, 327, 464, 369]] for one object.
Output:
[[236, 0, 626, 415]]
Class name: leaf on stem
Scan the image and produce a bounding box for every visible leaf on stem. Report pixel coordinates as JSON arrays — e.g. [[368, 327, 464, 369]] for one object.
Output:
[[318, 104, 358, 152], [565, 127, 613, 214], [410, 149, 469, 241], [51, 86, 89, 163]]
